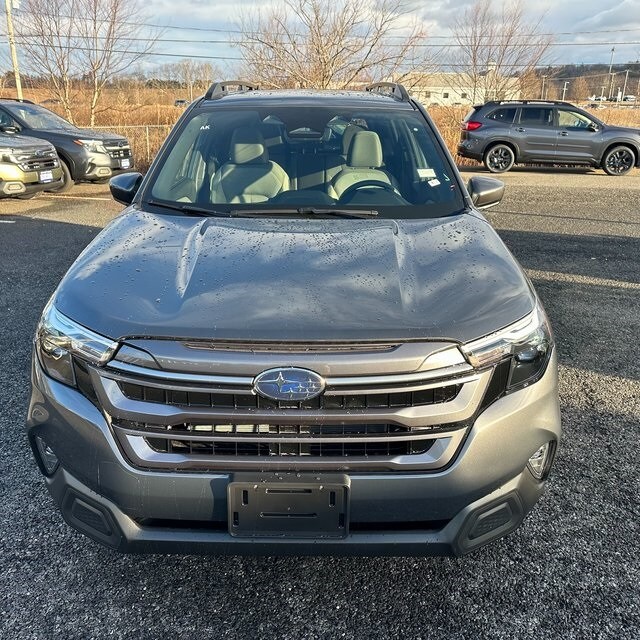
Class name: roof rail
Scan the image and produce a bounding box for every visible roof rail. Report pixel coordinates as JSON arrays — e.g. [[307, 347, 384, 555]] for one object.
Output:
[[204, 81, 259, 100], [487, 99, 574, 107], [0, 97, 34, 104], [365, 82, 410, 102]]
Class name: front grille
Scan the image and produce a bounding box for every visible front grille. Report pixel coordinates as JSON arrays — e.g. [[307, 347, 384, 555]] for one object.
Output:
[[21, 157, 58, 171], [117, 381, 462, 410], [114, 421, 441, 458], [104, 140, 132, 158], [95, 342, 488, 471]]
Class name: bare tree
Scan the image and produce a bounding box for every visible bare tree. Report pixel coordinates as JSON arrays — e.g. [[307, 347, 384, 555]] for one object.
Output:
[[13, 0, 78, 121], [450, 0, 552, 103], [568, 76, 589, 102], [75, 0, 159, 125], [14, 0, 158, 125], [163, 60, 219, 100], [234, 0, 433, 89]]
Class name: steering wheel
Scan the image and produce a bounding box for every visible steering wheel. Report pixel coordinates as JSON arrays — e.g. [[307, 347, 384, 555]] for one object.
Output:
[[338, 180, 401, 203]]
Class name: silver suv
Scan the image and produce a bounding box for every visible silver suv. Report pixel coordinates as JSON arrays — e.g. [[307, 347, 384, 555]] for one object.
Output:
[[27, 82, 560, 556], [458, 100, 640, 175]]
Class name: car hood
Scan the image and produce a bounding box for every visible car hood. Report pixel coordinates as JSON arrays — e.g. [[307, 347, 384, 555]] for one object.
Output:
[[30, 126, 127, 142], [603, 124, 640, 137], [0, 132, 53, 151], [54, 210, 535, 344]]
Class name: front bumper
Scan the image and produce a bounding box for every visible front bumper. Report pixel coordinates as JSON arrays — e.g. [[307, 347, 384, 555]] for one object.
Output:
[[81, 151, 134, 181], [27, 353, 560, 556], [0, 164, 64, 196]]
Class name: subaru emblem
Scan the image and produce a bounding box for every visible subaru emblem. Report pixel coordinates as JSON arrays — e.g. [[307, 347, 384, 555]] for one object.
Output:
[[253, 367, 325, 402]]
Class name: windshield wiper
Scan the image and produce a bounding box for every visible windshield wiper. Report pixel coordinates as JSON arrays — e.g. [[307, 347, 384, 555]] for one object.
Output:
[[232, 207, 378, 219], [147, 200, 231, 217]]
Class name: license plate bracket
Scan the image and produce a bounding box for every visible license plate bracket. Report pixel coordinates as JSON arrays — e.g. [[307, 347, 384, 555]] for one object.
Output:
[[228, 473, 349, 538]]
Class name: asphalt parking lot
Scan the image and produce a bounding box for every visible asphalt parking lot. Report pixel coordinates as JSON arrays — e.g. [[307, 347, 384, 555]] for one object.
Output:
[[1, 168, 639, 639]]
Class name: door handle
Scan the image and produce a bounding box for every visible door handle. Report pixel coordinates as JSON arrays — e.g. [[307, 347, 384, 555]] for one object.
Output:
[[559, 131, 569, 136], [515, 127, 526, 132]]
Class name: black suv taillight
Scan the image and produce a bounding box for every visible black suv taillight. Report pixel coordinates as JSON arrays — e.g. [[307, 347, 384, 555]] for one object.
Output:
[[463, 121, 483, 131]]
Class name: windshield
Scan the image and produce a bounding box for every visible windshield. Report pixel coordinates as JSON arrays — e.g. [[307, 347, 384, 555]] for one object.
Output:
[[6, 103, 75, 130], [146, 105, 465, 219]]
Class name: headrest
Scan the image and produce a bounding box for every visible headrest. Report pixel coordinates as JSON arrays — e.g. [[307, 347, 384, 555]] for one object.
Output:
[[230, 128, 268, 164], [341, 125, 361, 155], [347, 131, 383, 168]]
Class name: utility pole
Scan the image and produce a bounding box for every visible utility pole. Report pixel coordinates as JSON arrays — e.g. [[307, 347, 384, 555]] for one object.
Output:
[[608, 47, 615, 99], [561, 81, 569, 101], [621, 69, 629, 99], [600, 85, 606, 100], [541, 75, 547, 99], [5, 0, 23, 100]]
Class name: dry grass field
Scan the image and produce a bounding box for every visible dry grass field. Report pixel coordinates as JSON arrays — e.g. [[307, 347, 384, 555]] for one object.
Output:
[[3, 87, 640, 171]]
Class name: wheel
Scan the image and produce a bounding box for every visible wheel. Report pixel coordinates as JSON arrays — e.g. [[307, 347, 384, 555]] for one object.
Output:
[[46, 159, 74, 193], [602, 146, 635, 176], [337, 179, 401, 203], [484, 144, 515, 173]]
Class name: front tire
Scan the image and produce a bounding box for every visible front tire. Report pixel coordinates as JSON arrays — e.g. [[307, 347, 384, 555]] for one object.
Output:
[[47, 159, 74, 193], [602, 146, 636, 176], [484, 144, 516, 173]]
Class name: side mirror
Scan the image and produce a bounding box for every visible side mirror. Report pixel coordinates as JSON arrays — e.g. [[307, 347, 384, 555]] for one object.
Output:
[[467, 176, 505, 210], [587, 122, 599, 132], [0, 125, 19, 134], [109, 172, 143, 205]]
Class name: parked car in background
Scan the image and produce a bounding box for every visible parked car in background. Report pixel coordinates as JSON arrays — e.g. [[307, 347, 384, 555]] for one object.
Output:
[[622, 95, 636, 103], [27, 81, 560, 557], [0, 132, 63, 198], [0, 99, 134, 192], [458, 99, 640, 175], [174, 99, 190, 107]]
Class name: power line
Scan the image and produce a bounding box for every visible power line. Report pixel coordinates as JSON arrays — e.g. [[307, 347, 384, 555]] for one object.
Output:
[[10, 9, 640, 40], [8, 31, 640, 50]]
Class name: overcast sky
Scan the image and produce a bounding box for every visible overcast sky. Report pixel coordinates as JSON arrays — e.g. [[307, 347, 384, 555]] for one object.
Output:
[[134, 0, 640, 73], [8, 0, 640, 75]]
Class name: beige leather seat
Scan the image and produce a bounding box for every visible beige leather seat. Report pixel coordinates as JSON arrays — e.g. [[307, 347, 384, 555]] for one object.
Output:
[[328, 131, 393, 200], [210, 128, 289, 203]]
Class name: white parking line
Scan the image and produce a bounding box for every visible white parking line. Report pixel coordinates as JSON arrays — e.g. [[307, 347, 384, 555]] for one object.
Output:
[[527, 269, 640, 289], [43, 195, 113, 201]]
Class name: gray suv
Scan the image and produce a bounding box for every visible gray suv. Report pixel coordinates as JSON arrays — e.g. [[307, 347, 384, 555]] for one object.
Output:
[[27, 82, 560, 556], [458, 100, 640, 175]]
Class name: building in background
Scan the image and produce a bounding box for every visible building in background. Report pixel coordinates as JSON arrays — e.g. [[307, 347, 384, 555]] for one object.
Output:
[[400, 66, 522, 106]]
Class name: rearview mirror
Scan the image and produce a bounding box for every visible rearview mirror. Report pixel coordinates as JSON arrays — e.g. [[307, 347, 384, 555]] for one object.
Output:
[[467, 176, 505, 210], [109, 172, 143, 205]]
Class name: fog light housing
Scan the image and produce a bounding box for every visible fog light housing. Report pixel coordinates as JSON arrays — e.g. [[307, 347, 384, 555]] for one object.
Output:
[[527, 442, 554, 480], [3, 181, 25, 194], [35, 436, 59, 475]]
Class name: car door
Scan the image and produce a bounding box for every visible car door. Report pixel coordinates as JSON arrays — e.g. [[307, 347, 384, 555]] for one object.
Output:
[[555, 108, 601, 163], [510, 106, 556, 161]]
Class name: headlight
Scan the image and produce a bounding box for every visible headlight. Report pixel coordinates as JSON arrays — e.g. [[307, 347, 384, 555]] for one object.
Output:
[[0, 147, 15, 162], [35, 301, 118, 387], [74, 139, 108, 154], [461, 302, 552, 392]]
